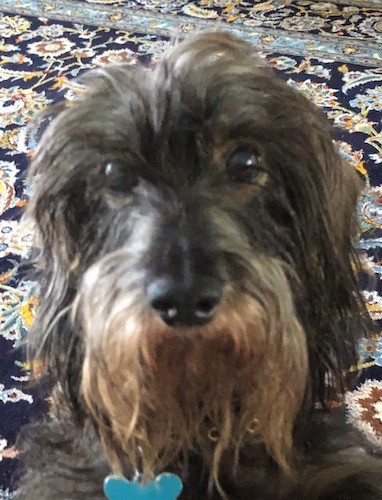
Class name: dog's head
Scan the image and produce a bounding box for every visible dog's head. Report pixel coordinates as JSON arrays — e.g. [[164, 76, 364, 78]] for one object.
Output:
[[27, 33, 366, 486]]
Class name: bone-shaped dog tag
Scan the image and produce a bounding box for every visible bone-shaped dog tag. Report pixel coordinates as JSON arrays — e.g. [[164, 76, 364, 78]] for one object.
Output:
[[104, 473, 183, 499]]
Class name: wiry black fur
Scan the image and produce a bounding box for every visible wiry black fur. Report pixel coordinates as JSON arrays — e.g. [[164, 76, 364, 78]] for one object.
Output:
[[16, 421, 107, 499], [16, 32, 380, 498], [16, 412, 382, 499]]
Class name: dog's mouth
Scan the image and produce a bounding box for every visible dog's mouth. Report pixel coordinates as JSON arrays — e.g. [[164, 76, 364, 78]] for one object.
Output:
[[80, 254, 308, 484]]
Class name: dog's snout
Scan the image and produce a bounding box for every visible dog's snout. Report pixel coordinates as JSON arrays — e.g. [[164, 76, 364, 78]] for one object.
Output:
[[147, 277, 222, 326]]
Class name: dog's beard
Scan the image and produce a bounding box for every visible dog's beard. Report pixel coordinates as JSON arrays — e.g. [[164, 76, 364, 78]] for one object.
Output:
[[79, 250, 308, 491]]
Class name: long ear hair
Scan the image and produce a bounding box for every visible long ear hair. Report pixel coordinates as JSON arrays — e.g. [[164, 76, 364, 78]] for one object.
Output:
[[25, 101, 85, 416], [276, 103, 370, 407]]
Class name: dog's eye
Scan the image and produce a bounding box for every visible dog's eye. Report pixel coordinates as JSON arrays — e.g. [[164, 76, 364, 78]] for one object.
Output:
[[103, 161, 138, 191], [227, 147, 262, 184]]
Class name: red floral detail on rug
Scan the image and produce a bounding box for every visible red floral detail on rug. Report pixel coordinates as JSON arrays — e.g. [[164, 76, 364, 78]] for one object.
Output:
[[357, 387, 382, 434], [346, 380, 382, 450]]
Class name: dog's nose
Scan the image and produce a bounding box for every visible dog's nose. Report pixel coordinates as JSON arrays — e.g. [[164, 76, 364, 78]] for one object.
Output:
[[147, 277, 222, 326]]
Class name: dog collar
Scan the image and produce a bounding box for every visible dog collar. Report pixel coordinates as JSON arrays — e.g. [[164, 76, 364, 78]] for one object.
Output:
[[104, 473, 183, 499]]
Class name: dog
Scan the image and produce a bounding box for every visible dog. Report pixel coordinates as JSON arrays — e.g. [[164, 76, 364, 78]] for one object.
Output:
[[16, 32, 382, 499]]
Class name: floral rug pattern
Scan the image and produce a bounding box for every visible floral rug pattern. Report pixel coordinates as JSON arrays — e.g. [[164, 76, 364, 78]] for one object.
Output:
[[75, 0, 382, 43], [2, 0, 381, 66], [4, 0, 382, 42], [0, 1, 382, 497]]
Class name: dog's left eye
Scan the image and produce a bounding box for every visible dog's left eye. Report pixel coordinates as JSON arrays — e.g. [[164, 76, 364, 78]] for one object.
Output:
[[227, 147, 263, 184], [103, 161, 138, 191]]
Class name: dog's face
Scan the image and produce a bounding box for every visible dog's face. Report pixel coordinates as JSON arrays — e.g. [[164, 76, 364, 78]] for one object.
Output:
[[28, 33, 364, 483]]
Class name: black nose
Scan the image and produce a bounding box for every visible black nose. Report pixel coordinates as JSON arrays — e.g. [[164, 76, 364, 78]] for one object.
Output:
[[147, 277, 222, 326]]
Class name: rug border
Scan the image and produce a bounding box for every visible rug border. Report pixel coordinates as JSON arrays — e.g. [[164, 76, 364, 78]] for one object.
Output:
[[1, 0, 382, 67]]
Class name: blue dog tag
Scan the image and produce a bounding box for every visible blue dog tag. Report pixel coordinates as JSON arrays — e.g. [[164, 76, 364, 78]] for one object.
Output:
[[104, 473, 183, 500]]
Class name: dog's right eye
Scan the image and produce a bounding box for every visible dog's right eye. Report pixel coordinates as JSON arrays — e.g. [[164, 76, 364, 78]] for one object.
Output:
[[226, 147, 265, 185], [103, 161, 138, 192]]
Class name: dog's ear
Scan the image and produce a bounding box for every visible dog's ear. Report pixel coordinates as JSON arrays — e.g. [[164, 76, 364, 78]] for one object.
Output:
[[25, 93, 104, 414], [26, 173, 85, 417], [314, 125, 361, 252], [285, 111, 368, 406], [25, 100, 82, 404]]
